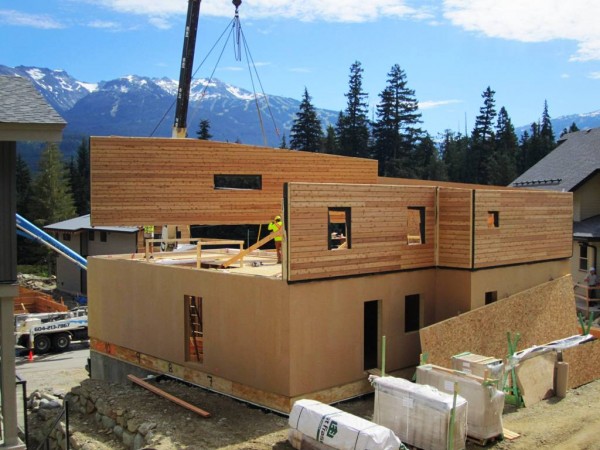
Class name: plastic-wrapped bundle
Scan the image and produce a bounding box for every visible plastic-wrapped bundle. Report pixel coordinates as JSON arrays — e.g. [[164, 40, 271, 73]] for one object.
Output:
[[288, 399, 402, 450], [416, 364, 504, 440], [372, 376, 467, 450], [451, 352, 504, 383]]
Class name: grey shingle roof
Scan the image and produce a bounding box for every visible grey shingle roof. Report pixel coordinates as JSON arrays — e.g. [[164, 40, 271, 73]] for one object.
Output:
[[45, 215, 139, 233], [0, 75, 66, 125], [511, 128, 600, 192], [574, 215, 600, 240]]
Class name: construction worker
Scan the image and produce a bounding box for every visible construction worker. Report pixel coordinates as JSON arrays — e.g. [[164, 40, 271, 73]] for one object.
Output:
[[268, 215, 283, 263], [585, 267, 598, 301]]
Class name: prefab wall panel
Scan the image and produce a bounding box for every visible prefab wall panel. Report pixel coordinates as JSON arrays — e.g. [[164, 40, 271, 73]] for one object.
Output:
[[473, 190, 573, 268], [286, 183, 436, 281], [90, 137, 378, 226], [437, 188, 472, 268]]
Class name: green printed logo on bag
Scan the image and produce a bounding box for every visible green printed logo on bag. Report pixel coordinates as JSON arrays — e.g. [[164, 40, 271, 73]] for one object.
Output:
[[326, 421, 338, 438]]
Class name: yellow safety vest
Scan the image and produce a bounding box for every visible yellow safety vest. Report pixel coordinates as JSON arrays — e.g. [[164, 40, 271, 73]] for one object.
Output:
[[268, 220, 283, 241]]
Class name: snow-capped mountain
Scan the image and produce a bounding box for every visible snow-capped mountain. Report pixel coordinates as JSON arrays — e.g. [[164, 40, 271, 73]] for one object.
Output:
[[0, 65, 338, 153]]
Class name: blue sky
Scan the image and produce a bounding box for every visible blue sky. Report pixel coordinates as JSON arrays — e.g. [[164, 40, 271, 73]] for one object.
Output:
[[2, 0, 600, 136]]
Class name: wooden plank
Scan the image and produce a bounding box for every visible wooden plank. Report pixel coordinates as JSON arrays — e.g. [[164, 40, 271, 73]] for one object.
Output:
[[127, 374, 211, 417]]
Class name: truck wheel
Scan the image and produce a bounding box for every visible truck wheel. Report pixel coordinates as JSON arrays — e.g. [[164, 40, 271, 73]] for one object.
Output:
[[34, 335, 51, 354], [52, 333, 71, 352]]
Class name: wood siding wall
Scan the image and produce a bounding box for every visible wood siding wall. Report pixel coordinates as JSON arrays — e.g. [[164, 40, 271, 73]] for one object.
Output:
[[437, 188, 472, 269], [90, 137, 378, 226], [473, 190, 573, 268], [286, 183, 436, 281]]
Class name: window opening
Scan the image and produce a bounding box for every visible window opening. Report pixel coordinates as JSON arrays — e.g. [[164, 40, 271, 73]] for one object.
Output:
[[185, 295, 203, 363], [62, 233, 71, 241], [328, 207, 351, 250], [487, 211, 499, 228], [364, 300, 379, 370], [100, 231, 108, 242], [88, 230, 95, 241], [214, 174, 262, 190], [485, 291, 498, 305], [405, 294, 420, 332], [579, 244, 588, 271], [407, 207, 426, 245]]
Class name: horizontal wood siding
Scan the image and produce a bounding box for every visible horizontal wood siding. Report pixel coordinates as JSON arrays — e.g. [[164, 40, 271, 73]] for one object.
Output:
[[90, 137, 378, 226], [437, 187, 473, 268], [473, 190, 573, 268], [287, 183, 436, 281]]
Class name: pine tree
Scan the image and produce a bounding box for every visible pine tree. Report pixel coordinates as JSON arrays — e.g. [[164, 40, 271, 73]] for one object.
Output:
[[441, 130, 469, 182], [16, 153, 32, 216], [336, 61, 370, 158], [290, 88, 323, 152], [197, 119, 213, 140], [468, 86, 497, 184], [322, 125, 339, 154], [30, 143, 76, 227], [486, 107, 518, 186], [69, 139, 90, 216], [279, 133, 288, 149], [413, 134, 447, 181], [560, 122, 580, 137], [539, 100, 556, 159], [373, 64, 422, 176]]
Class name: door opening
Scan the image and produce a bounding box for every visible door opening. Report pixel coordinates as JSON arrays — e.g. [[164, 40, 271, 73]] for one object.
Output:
[[364, 300, 379, 370]]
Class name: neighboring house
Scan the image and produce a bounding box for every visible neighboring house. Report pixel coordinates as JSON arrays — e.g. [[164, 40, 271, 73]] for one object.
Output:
[[45, 215, 140, 295], [511, 128, 600, 286]]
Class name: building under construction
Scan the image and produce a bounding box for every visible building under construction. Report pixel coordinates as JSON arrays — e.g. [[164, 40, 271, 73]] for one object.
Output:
[[88, 136, 573, 413]]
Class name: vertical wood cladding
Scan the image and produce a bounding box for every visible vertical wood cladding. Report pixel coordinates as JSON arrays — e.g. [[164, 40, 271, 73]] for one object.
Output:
[[473, 190, 573, 268], [90, 137, 378, 226], [287, 183, 436, 281]]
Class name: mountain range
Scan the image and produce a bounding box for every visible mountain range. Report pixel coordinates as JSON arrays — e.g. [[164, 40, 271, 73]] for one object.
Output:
[[2, 64, 600, 167]]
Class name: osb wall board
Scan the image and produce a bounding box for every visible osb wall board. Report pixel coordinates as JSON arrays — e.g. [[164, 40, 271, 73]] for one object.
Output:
[[473, 190, 573, 268], [87, 256, 292, 396], [419, 275, 579, 368], [562, 338, 600, 389], [90, 137, 378, 226], [437, 187, 472, 269], [286, 183, 436, 281]]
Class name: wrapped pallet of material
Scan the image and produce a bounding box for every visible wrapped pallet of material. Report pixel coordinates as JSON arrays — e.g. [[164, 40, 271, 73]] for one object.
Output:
[[451, 352, 504, 384], [416, 364, 505, 440], [288, 399, 402, 450], [371, 376, 467, 450]]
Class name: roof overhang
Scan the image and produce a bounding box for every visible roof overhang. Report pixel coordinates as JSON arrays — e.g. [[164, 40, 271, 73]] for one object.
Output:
[[0, 122, 65, 143]]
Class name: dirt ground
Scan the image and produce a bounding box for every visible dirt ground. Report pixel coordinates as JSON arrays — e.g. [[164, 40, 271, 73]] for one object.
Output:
[[27, 368, 600, 450]]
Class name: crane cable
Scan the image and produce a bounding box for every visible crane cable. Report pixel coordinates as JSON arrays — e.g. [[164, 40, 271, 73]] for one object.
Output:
[[150, 1, 280, 144]]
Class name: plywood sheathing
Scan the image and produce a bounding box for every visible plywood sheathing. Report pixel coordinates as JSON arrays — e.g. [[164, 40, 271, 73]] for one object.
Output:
[[90, 137, 378, 226], [515, 352, 557, 406], [562, 338, 600, 389], [419, 275, 579, 367]]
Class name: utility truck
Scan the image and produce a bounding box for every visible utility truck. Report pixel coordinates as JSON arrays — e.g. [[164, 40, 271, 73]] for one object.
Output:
[[15, 307, 88, 354]]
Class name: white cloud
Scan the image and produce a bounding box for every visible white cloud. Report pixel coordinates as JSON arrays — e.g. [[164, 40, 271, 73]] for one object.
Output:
[[88, 20, 120, 29], [148, 16, 172, 30], [443, 0, 600, 61], [588, 72, 600, 79], [419, 99, 462, 110], [289, 67, 312, 73], [0, 9, 64, 29], [89, 0, 432, 23]]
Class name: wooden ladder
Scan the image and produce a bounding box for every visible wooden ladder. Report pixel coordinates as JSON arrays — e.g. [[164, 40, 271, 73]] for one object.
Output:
[[188, 297, 203, 361]]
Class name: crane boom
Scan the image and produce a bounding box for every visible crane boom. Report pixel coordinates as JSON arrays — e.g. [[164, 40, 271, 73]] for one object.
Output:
[[173, 0, 202, 138]]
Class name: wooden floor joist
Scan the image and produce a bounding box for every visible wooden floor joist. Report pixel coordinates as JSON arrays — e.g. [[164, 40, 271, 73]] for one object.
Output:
[[127, 374, 211, 418]]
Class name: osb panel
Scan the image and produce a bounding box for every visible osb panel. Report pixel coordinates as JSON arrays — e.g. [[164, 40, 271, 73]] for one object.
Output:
[[437, 187, 472, 268], [90, 136, 378, 226], [286, 183, 436, 281], [419, 275, 579, 367], [562, 338, 600, 389], [473, 190, 573, 268]]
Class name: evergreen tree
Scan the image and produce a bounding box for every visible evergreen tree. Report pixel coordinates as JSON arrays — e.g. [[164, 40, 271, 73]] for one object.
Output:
[[197, 119, 213, 140], [468, 86, 497, 184], [290, 88, 323, 152], [336, 61, 370, 158], [30, 143, 76, 227], [373, 64, 422, 176], [279, 133, 288, 149], [16, 153, 32, 216], [440, 130, 469, 182], [322, 125, 339, 154], [486, 107, 518, 185], [69, 139, 90, 216], [560, 122, 579, 137], [413, 134, 448, 181], [539, 100, 556, 159]]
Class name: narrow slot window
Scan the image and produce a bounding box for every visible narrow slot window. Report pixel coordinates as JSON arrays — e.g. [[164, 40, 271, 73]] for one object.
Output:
[[407, 207, 426, 245], [488, 211, 499, 228], [88, 230, 95, 241], [328, 207, 351, 250], [579, 244, 588, 271], [185, 295, 203, 363], [214, 174, 262, 190], [405, 294, 421, 333]]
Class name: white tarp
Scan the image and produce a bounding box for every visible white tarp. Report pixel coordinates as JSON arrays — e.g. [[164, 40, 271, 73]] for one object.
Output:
[[288, 399, 402, 450], [371, 376, 467, 450]]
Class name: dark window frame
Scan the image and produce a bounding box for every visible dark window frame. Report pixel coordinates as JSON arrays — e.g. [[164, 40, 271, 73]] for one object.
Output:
[[214, 174, 262, 190], [88, 230, 95, 241], [579, 244, 588, 271], [62, 233, 71, 242], [405, 293, 421, 333], [100, 231, 108, 242], [485, 291, 498, 305]]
